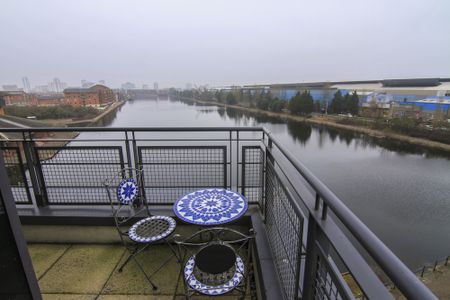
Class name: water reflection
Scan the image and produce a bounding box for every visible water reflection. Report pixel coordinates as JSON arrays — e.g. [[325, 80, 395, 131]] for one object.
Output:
[[87, 98, 450, 268], [217, 107, 225, 119], [212, 105, 450, 158], [92, 105, 121, 127], [225, 107, 245, 121], [287, 120, 312, 144]]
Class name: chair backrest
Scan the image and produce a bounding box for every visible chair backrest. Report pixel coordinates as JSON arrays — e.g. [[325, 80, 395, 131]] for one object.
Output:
[[174, 227, 255, 295], [174, 227, 255, 258], [104, 167, 150, 230]]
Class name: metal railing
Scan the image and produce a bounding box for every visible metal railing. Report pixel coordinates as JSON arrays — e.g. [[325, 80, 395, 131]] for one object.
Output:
[[0, 126, 437, 299]]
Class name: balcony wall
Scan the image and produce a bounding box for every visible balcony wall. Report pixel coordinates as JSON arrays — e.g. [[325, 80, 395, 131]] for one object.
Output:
[[0, 127, 437, 299]]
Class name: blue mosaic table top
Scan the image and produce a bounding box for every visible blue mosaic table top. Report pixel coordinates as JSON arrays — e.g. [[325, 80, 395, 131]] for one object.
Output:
[[173, 188, 248, 225]]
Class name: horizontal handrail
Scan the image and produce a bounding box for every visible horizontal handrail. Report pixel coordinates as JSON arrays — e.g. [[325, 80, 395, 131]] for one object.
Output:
[[0, 126, 264, 132], [262, 127, 437, 300]]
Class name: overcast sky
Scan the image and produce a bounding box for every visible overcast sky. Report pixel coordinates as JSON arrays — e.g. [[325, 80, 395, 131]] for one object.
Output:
[[1, 0, 449, 88]]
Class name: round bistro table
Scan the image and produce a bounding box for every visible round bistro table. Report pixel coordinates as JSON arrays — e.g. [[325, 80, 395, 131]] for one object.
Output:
[[173, 188, 248, 226]]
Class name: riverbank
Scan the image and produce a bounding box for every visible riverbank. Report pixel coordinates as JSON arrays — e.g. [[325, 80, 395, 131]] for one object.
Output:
[[39, 101, 125, 127], [391, 264, 450, 299], [67, 101, 125, 127], [182, 97, 450, 153]]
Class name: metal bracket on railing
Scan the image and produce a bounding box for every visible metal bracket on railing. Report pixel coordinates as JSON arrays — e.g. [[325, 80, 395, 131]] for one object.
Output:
[[315, 193, 320, 210]]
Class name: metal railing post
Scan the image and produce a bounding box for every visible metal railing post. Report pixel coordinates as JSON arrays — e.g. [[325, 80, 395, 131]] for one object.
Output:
[[236, 130, 239, 194], [302, 215, 319, 300], [22, 132, 47, 207], [241, 145, 246, 197], [124, 131, 133, 177], [229, 130, 232, 189], [321, 203, 328, 220], [263, 147, 274, 223], [293, 220, 303, 300], [315, 193, 320, 210]]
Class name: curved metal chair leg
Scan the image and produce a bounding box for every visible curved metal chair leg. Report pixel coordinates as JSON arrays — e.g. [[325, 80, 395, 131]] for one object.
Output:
[[118, 252, 134, 272], [132, 256, 158, 290]]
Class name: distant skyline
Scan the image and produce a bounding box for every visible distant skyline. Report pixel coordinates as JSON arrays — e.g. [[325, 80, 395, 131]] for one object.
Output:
[[1, 0, 449, 88]]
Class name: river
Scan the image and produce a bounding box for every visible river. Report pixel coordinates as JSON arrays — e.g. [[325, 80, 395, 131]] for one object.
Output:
[[89, 98, 450, 269]]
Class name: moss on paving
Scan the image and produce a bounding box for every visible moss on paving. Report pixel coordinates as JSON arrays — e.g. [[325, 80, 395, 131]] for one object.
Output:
[[42, 294, 97, 300], [28, 244, 70, 279], [23, 225, 122, 244], [101, 245, 180, 295], [38, 245, 125, 294], [30, 243, 253, 299], [97, 296, 173, 300]]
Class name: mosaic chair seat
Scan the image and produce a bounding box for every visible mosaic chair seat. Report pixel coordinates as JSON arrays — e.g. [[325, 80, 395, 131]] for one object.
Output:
[[104, 167, 177, 290], [174, 227, 255, 299]]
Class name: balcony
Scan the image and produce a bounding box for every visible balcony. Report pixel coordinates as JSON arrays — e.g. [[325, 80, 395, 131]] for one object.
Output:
[[0, 127, 437, 299]]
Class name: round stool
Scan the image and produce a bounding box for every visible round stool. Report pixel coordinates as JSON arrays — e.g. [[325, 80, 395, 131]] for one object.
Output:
[[194, 243, 236, 285]]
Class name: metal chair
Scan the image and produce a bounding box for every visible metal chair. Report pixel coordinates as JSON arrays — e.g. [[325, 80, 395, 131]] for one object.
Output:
[[104, 167, 177, 290], [174, 227, 255, 299]]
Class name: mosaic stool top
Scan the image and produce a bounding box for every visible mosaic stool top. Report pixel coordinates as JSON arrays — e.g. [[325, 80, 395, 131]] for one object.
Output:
[[173, 188, 248, 226], [184, 254, 244, 295], [128, 216, 176, 243]]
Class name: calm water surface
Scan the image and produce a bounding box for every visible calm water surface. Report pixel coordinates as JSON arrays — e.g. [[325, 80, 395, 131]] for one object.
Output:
[[91, 99, 450, 269]]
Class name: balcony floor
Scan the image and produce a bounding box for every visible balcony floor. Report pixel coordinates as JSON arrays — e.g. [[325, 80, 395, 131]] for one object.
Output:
[[28, 243, 253, 299]]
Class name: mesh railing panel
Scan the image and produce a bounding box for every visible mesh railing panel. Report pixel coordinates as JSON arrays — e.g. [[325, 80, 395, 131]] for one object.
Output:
[[35, 147, 124, 204], [312, 243, 353, 300], [266, 157, 304, 299], [242, 146, 264, 205], [0, 147, 32, 204], [138, 146, 227, 204]]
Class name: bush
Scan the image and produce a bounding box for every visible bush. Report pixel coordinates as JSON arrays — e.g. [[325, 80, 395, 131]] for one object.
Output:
[[5, 105, 99, 120], [389, 117, 419, 133]]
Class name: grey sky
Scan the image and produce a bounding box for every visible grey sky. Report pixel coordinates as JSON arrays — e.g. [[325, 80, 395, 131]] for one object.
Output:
[[1, 0, 449, 88]]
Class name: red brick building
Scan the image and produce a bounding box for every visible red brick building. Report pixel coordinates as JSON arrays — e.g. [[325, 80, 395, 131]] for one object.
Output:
[[63, 84, 115, 107], [0, 91, 38, 106], [35, 94, 65, 106]]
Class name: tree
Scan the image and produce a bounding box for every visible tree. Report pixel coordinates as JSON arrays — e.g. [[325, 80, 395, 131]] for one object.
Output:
[[226, 92, 237, 105], [343, 93, 351, 113], [302, 91, 314, 115], [288, 91, 314, 115], [217, 90, 227, 103], [368, 98, 382, 118], [349, 91, 359, 115], [329, 90, 344, 114], [314, 100, 321, 113], [268, 98, 287, 112], [288, 92, 302, 114]]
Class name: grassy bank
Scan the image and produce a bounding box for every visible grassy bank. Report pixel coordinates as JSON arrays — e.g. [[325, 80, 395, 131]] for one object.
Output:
[[180, 97, 450, 153], [5, 105, 99, 120], [4, 102, 125, 127], [67, 101, 124, 126]]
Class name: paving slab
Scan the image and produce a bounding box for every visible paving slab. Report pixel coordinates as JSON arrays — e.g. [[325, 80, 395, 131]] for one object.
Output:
[[28, 244, 70, 279], [391, 265, 450, 299], [24, 225, 122, 244], [97, 296, 173, 300], [39, 245, 125, 294], [173, 296, 252, 299], [423, 265, 450, 299], [101, 245, 181, 295], [42, 295, 97, 300]]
